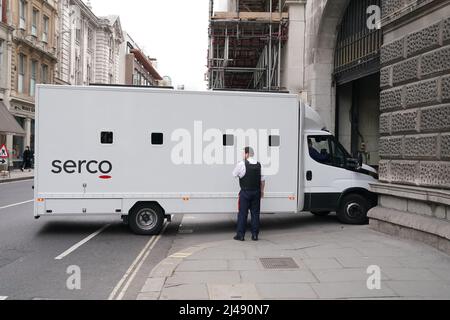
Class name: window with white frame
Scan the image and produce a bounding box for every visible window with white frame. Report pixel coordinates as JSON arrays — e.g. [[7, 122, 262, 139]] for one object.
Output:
[[0, 0, 3, 23], [18, 54, 26, 94], [41, 64, 48, 84], [30, 60, 37, 96], [0, 40, 3, 83], [32, 9, 39, 36], [42, 16, 49, 43], [19, 0, 26, 30]]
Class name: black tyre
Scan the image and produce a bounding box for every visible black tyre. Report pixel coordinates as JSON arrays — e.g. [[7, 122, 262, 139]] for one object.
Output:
[[129, 203, 164, 235], [311, 211, 331, 217], [337, 194, 369, 225]]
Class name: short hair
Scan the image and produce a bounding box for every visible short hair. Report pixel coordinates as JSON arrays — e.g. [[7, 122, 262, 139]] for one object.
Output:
[[244, 147, 255, 157]]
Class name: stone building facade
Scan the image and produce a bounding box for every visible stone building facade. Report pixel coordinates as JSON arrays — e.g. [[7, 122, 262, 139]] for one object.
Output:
[[118, 31, 162, 86], [6, 0, 58, 165], [56, 0, 123, 86], [368, 0, 450, 254]]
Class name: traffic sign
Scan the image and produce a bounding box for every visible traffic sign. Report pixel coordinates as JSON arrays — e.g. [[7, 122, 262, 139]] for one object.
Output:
[[0, 159, 6, 165], [0, 144, 9, 159]]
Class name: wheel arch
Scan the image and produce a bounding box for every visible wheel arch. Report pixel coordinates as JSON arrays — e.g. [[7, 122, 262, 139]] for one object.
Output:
[[338, 188, 378, 209], [128, 201, 165, 215]]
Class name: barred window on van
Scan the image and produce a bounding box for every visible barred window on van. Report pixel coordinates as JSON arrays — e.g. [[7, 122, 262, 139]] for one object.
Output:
[[101, 132, 113, 144]]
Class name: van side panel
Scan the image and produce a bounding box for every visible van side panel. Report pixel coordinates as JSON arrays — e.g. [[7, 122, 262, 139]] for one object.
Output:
[[35, 86, 300, 215]]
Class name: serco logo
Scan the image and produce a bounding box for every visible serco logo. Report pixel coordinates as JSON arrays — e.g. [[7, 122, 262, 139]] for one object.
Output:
[[51, 160, 113, 179]]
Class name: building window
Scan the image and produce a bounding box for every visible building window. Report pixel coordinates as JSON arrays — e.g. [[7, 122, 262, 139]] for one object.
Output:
[[19, 0, 26, 30], [126, 42, 133, 54], [0, 40, 3, 82], [75, 56, 81, 85], [75, 28, 81, 43], [109, 37, 113, 60], [42, 16, 49, 43], [18, 54, 26, 94], [32, 8, 39, 37], [88, 28, 94, 50], [30, 60, 37, 96], [41, 64, 48, 84], [87, 64, 91, 85], [0, 0, 3, 23]]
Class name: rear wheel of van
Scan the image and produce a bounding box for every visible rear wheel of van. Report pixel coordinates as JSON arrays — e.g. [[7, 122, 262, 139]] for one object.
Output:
[[129, 203, 164, 235], [337, 194, 369, 225]]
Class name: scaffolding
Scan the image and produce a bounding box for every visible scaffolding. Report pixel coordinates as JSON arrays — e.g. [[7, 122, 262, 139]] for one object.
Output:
[[208, 0, 288, 91]]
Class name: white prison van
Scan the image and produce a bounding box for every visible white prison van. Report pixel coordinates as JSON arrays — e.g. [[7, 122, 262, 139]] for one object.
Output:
[[34, 85, 378, 235]]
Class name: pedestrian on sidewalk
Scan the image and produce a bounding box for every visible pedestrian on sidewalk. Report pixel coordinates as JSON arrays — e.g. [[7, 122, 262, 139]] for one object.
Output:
[[21, 146, 32, 172], [232, 147, 265, 242]]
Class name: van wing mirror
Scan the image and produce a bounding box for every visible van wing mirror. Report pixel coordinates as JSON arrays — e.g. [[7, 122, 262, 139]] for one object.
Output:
[[346, 158, 359, 170]]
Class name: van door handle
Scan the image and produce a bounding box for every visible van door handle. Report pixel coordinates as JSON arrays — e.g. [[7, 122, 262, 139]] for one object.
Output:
[[306, 171, 312, 181]]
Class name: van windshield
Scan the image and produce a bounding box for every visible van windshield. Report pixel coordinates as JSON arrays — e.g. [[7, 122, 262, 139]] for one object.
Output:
[[307, 135, 351, 168]]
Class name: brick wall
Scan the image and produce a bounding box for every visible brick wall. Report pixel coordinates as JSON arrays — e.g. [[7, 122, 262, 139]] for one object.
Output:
[[379, 16, 450, 189]]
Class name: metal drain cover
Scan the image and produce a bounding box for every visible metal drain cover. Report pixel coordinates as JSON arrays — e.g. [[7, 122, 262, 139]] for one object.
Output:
[[259, 257, 299, 269]]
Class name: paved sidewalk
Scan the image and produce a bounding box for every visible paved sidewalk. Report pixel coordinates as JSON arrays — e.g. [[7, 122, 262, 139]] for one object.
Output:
[[137, 214, 450, 300], [0, 169, 34, 183]]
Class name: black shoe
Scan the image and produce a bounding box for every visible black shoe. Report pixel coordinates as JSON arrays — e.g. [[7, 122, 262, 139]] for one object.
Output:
[[233, 235, 245, 241], [252, 235, 259, 241]]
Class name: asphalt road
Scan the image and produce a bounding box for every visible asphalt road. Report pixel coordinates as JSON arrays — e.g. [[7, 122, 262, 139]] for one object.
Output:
[[0, 180, 182, 300]]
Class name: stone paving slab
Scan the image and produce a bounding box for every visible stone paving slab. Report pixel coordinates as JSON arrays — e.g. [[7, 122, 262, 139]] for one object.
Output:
[[160, 284, 209, 300], [385, 281, 450, 299], [208, 284, 261, 300], [177, 259, 228, 272], [256, 283, 318, 299], [311, 281, 398, 299], [166, 271, 242, 286], [299, 258, 343, 270], [336, 256, 403, 268]]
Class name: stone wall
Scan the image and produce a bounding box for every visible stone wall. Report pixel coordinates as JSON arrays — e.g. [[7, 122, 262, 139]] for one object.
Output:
[[379, 15, 450, 189]]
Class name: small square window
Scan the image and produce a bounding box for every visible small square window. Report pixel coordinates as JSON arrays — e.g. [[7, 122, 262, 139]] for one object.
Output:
[[152, 133, 164, 145], [223, 134, 234, 146], [269, 135, 280, 147], [101, 131, 113, 144]]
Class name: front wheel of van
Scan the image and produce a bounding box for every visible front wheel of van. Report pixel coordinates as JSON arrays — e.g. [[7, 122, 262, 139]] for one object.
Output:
[[129, 204, 164, 235], [337, 194, 369, 225]]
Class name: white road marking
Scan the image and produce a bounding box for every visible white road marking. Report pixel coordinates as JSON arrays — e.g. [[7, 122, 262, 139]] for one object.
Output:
[[0, 200, 33, 211], [108, 223, 168, 300], [0, 296, 8, 300], [54, 224, 111, 260]]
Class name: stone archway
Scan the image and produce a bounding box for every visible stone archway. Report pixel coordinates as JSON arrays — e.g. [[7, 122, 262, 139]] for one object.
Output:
[[304, 0, 351, 133]]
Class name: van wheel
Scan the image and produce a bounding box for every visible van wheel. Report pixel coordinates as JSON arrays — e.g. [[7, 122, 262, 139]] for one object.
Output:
[[311, 211, 331, 217], [129, 203, 164, 235], [337, 194, 369, 225]]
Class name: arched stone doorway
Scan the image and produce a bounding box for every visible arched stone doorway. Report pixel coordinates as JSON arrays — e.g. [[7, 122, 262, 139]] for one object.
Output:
[[305, 0, 351, 132], [305, 0, 381, 167]]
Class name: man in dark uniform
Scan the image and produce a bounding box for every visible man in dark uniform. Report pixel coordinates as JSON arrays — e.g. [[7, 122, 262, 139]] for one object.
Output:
[[21, 146, 32, 172], [232, 147, 265, 241]]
